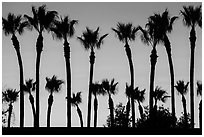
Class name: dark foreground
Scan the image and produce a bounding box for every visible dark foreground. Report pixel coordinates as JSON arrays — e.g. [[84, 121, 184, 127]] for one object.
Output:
[[2, 127, 202, 135]]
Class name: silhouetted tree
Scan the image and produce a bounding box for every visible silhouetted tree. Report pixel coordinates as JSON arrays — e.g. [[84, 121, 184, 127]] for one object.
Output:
[[45, 75, 64, 127], [2, 89, 19, 128], [70, 92, 83, 127], [181, 5, 202, 128], [125, 83, 131, 127], [101, 78, 118, 128], [91, 82, 107, 127], [197, 81, 202, 129], [50, 16, 78, 127], [24, 5, 58, 127], [23, 79, 36, 127], [112, 22, 139, 127], [78, 27, 108, 127], [2, 13, 29, 127], [175, 80, 189, 128]]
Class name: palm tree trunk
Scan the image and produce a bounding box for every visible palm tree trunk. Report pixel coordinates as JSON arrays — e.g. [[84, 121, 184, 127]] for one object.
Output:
[[149, 45, 158, 121], [76, 105, 83, 127], [182, 95, 188, 128], [29, 93, 36, 127], [199, 100, 202, 129], [124, 42, 135, 128], [87, 48, 95, 127], [189, 26, 196, 128], [94, 96, 98, 128], [64, 39, 71, 127], [8, 103, 13, 128], [109, 94, 114, 128], [125, 98, 130, 127], [137, 101, 144, 119], [164, 36, 176, 125], [11, 34, 24, 127], [47, 94, 53, 128], [36, 33, 43, 127]]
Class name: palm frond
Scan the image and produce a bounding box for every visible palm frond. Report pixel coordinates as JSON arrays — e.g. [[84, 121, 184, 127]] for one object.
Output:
[[97, 33, 108, 48], [175, 80, 189, 96], [70, 92, 82, 106], [2, 89, 19, 103], [45, 75, 64, 93]]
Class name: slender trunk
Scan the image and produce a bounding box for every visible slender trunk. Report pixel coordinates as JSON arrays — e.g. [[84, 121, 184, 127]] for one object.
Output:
[[149, 45, 158, 121], [8, 103, 13, 128], [64, 39, 71, 127], [76, 105, 83, 127], [124, 42, 135, 128], [137, 100, 144, 119], [47, 93, 53, 127], [29, 92, 36, 127], [164, 36, 176, 125], [182, 95, 188, 128], [189, 26, 196, 128], [125, 98, 130, 127], [109, 94, 114, 128], [36, 33, 43, 127], [94, 96, 98, 128], [87, 48, 95, 127], [11, 34, 24, 127], [199, 100, 202, 129]]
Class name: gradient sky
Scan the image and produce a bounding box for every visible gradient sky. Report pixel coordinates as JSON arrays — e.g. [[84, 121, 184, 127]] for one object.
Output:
[[2, 2, 202, 127]]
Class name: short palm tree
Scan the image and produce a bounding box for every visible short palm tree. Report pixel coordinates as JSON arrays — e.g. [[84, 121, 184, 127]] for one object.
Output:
[[197, 81, 202, 129], [101, 78, 118, 128], [2, 13, 29, 127], [91, 82, 107, 127], [175, 80, 189, 128], [112, 22, 139, 127], [70, 92, 83, 127], [2, 89, 19, 128], [45, 75, 64, 127], [78, 27, 108, 127], [23, 79, 36, 126], [181, 5, 202, 128], [50, 16, 78, 127], [24, 5, 58, 127]]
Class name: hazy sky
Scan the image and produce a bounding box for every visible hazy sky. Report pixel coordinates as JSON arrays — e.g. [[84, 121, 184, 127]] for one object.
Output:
[[2, 2, 202, 127]]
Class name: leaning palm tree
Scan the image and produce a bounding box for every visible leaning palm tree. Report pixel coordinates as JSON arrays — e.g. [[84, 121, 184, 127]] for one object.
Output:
[[101, 78, 118, 128], [197, 81, 202, 129], [24, 5, 58, 127], [181, 5, 202, 128], [112, 22, 139, 127], [23, 79, 36, 127], [45, 75, 64, 127], [50, 16, 78, 127], [70, 92, 83, 127], [78, 27, 108, 127], [2, 89, 19, 128], [2, 13, 29, 127]]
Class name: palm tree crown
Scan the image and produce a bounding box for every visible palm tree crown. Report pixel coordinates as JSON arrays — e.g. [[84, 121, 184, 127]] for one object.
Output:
[[23, 79, 36, 93], [101, 79, 118, 95], [2, 89, 19, 104], [153, 86, 169, 103], [70, 92, 82, 106], [134, 87, 146, 103], [45, 75, 64, 93], [175, 80, 189, 96], [91, 82, 107, 96]]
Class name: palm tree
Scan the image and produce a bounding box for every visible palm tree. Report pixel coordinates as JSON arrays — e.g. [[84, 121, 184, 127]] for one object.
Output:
[[197, 81, 202, 129], [112, 22, 139, 127], [45, 75, 64, 127], [50, 15, 78, 127], [23, 79, 36, 127], [70, 92, 83, 127], [78, 27, 108, 127], [175, 80, 189, 128], [24, 5, 58, 127], [91, 82, 107, 127], [181, 5, 202, 128], [125, 83, 131, 127], [2, 13, 29, 127], [2, 89, 19, 128], [101, 78, 118, 128]]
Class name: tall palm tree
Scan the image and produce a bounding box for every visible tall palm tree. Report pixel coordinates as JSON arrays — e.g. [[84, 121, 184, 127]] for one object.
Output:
[[23, 79, 36, 127], [112, 22, 139, 127], [78, 27, 108, 127], [45, 75, 64, 127], [2, 13, 29, 127], [147, 10, 178, 122], [2, 89, 19, 128], [50, 15, 78, 127], [175, 80, 189, 128], [91, 82, 107, 127], [24, 5, 58, 127], [197, 81, 202, 129], [101, 78, 118, 128], [70, 92, 83, 127], [181, 5, 202, 128]]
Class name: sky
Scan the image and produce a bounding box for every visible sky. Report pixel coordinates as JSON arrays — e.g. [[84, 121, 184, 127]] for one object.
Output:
[[2, 2, 202, 127]]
